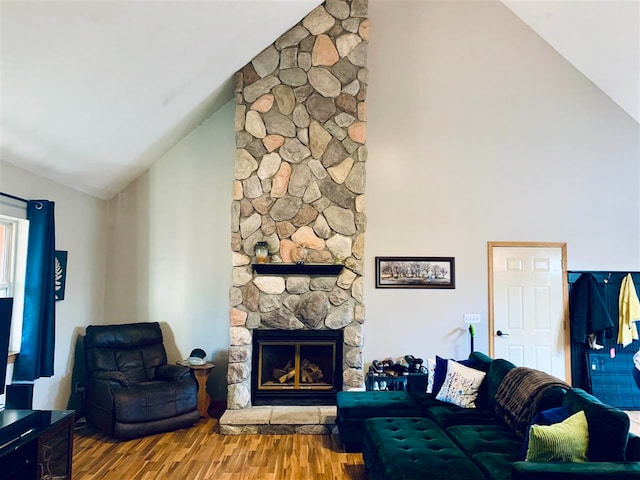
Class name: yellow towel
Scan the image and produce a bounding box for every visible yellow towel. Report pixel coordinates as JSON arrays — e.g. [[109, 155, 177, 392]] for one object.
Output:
[[617, 274, 640, 347]]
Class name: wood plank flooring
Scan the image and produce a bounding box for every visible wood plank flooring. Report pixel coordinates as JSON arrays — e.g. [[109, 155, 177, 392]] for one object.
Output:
[[72, 418, 366, 480], [72, 411, 640, 479]]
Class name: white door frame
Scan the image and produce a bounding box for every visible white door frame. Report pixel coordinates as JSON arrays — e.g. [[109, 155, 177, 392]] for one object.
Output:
[[487, 241, 571, 384]]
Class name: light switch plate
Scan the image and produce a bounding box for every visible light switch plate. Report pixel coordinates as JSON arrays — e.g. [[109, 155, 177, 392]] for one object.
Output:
[[464, 313, 481, 324]]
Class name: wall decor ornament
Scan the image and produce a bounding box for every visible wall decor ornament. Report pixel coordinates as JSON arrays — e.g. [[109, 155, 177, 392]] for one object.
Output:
[[54, 250, 68, 301], [375, 256, 455, 289]]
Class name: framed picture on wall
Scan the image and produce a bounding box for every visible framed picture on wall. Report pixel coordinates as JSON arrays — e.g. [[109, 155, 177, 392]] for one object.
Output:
[[375, 256, 455, 289], [54, 250, 68, 301]]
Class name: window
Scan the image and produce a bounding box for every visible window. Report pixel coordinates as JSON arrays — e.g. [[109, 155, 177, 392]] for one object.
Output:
[[0, 215, 29, 353], [0, 220, 16, 298]]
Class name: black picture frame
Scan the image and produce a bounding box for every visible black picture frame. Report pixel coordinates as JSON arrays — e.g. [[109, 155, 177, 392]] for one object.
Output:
[[375, 256, 455, 289]]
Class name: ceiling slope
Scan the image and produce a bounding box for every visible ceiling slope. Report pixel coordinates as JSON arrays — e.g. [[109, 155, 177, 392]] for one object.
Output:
[[1, 1, 637, 200], [503, 0, 639, 124], [0, 0, 321, 199]]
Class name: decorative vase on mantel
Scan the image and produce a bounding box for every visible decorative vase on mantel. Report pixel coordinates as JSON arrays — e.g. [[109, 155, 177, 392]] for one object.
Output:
[[254, 242, 269, 264]]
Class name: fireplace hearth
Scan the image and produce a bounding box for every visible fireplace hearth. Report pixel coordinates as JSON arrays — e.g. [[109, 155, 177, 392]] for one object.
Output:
[[252, 330, 343, 406]]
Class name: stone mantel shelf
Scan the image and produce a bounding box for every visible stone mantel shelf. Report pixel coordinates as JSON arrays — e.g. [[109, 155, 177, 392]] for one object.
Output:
[[251, 263, 344, 276]]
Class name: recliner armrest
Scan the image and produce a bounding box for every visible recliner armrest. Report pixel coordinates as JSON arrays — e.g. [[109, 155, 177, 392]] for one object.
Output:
[[156, 364, 191, 381], [91, 370, 131, 386], [512, 460, 640, 479]]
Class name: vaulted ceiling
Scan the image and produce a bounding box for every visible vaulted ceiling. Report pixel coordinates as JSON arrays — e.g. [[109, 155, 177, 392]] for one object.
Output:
[[1, 1, 637, 200]]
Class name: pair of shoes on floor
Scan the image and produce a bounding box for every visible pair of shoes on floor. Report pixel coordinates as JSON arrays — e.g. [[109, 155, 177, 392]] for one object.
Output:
[[405, 354, 424, 374], [371, 360, 385, 374], [371, 380, 390, 391], [384, 364, 409, 376], [371, 357, 410, 377], [371, 358, 395, 376]]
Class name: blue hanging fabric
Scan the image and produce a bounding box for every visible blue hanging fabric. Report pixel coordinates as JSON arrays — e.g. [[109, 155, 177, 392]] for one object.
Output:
[[14, 200, 56, 381]]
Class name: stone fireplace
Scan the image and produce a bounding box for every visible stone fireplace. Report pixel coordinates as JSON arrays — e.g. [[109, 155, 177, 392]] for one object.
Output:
[[227, 0, 369, 410]]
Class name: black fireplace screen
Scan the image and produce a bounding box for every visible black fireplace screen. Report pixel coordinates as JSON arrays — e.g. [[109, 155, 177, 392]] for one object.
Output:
[[252, 330, 343, 405]]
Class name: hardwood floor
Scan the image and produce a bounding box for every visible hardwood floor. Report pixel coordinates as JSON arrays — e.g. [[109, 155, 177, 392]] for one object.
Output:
[[72, 411, 640, 479], [72, 418, 366, 480]]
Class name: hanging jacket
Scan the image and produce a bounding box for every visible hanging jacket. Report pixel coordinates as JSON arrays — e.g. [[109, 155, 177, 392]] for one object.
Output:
[[570, 273, 614, 345], [617, 273, 640, 347]]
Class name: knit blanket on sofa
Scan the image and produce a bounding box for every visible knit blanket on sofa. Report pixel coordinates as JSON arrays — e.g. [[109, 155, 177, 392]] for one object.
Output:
[[494, 367, 569, 439]]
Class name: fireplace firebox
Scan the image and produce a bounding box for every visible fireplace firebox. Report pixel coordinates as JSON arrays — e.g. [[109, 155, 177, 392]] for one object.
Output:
[[252, 330, 343, 406]]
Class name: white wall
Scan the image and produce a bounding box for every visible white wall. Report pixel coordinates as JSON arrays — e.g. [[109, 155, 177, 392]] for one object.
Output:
[[105, 101, 235, 399], [102, 1, 640, 401], [0, 160, 108, 409], [1, 0, 635, 410], [363, 1, 640, 363]]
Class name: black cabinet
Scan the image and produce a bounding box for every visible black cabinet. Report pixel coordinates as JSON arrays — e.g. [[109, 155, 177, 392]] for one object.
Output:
[[0, 410, 75, 480], [365, 373, 408, 391]]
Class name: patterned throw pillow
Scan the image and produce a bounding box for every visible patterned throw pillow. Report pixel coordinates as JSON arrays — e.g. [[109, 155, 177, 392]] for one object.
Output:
[[435, 359, 486, 408], [425, 358, 436, 393], [525, 410, 589, 463]]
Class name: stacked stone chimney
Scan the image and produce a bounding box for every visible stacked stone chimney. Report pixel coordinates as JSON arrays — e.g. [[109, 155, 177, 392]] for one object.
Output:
[[227, 0, 369, 409]]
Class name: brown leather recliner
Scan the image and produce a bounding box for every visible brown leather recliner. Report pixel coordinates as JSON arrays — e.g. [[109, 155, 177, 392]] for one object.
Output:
[[84, 322, 199, 439]]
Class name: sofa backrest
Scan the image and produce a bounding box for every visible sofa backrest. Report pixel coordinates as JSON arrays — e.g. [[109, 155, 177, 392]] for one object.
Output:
[[468, 351, 494, 368], [465, 352, 494, 410], [485, 358, 516, 412], [84, 322, 168, 384], [563, 388, 630, 462]]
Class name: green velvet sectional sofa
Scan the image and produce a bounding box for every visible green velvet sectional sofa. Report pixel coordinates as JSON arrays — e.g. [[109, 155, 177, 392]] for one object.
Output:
[[336, 352, 640, 480]]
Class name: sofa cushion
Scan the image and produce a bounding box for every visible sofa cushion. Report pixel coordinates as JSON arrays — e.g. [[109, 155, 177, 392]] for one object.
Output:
[[563, 388, 630, 462], [472, 451, 522, 480], [409, 391, 457, 416], [436, 360, 487, 408], [525, 410, 589, 463], [426, 405, 499, 429], [446, 424, 522, 457], [362, 417, 486, 480], [336, 391, 420, 419]]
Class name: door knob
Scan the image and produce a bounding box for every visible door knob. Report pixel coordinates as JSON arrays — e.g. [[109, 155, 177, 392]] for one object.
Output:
[[496, 330, 509, 337]]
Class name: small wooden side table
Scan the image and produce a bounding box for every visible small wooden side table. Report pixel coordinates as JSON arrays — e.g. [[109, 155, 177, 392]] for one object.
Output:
[[179, 361, 215, 417]]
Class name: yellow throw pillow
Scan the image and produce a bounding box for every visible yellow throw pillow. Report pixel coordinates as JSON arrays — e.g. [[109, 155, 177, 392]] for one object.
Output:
[[525, 410, 589, 463]]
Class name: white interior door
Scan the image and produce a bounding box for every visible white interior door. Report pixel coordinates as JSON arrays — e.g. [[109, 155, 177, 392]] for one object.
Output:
[[489, 243, 569, 382]]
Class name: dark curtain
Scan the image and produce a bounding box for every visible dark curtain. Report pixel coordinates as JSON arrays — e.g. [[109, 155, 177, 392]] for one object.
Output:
[[14, 200, 56, 381]]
